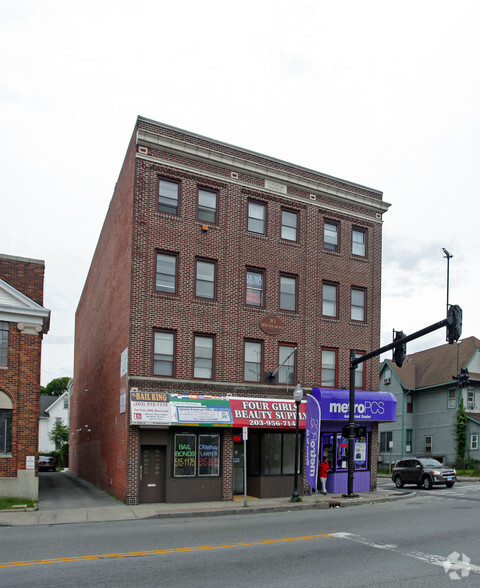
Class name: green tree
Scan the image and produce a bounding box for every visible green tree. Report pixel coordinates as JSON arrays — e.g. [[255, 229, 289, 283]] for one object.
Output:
[[41, 376, 70, 396], [454, 397, 468, 464], [49, 420, 69, 450]]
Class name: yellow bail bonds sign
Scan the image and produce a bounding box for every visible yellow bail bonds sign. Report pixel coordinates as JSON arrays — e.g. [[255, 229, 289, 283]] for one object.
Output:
[[130, 391, 171, 425]]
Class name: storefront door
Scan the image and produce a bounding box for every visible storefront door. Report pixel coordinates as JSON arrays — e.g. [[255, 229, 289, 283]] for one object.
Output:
[[139, 445, 166, 503], [233, 443, 244, 494]]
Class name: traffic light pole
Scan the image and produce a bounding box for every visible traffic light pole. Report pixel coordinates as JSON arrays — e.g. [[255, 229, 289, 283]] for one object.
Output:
[[344, 315, 452, 498]]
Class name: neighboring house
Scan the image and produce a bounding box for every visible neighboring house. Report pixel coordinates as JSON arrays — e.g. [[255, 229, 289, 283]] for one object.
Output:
[[0, 254, 50, 499], [39, 392, 70, 452], [70, 116, 390, 505], [379, 336, 480, 466]]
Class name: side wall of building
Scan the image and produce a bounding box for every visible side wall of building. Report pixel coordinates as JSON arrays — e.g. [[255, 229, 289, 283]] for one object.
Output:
[[70, 133, 136, 500]]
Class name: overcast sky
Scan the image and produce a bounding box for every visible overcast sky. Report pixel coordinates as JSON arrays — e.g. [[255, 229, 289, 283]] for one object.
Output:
[[1, 1, 479, 385]]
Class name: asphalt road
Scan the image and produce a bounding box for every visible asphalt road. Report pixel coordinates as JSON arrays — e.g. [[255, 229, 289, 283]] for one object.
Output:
[[2, 478, 480, 587]]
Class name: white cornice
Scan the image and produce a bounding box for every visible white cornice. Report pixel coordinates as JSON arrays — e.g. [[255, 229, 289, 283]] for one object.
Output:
[[0, 279, 50, 334], [136, 152, 385, 224], [136, 129, 390, 216]]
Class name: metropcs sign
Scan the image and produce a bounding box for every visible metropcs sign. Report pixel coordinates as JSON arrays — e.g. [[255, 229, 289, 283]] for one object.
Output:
[[311, 388, 396, 421]]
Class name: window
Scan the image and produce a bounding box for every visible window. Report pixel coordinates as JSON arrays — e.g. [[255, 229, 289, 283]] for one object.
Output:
[[244, 340, 262, 382], [278, 344, 296, 385], [379, 431, 392, 453], [153, 331, 175, 376], [383, 368, 392, 384], [280, 275, 297, 312], [197, 188, 217, 224], [467, 388, 475, 409], [425, 435, 432, 454], [156, 252, 177, 294], [172, 432, 221, 478], [322, 282, 338, 318], [324, 221, 339, 251], [352, 228, 366, 256], [351, 288, 365, 321], [406, 393, 413, 413], [0, 408, 12, 454], [281, 209, 298, 242], [194, 335, 214, 379], [406, 429, 413, 453], [158, 178, 179, 215], [246, 269, 264, 306], [321, 349, 337, 388], [448, 388, 456, 409], [248, 200, 266, 234], [471, 434, 479, 451], [64, 398, 69, 409], [353, 351, 365, 389], [246, 432, 301, 476], [196, 259, 216, 299], [0, 322, 8, 366]]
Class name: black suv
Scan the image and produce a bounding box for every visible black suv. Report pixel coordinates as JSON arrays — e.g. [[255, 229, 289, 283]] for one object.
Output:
[[392, 458, 456, 490]]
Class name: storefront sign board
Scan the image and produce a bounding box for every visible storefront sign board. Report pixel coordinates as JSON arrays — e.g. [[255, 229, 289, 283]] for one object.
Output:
[[312, 388, 397, 421], [230, 397, 307, 428]]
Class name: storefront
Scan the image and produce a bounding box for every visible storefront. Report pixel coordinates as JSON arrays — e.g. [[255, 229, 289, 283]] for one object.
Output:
[[129, 388, 396, 503], [310, 387, 397, 494]]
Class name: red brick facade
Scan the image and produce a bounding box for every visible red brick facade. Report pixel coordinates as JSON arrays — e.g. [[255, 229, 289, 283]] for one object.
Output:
[[0, 254, 50, 499], [70, 117, 389, 503]]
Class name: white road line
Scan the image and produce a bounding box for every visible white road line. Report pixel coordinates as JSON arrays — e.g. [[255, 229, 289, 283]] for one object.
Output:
[[334, 532, 480, 576]]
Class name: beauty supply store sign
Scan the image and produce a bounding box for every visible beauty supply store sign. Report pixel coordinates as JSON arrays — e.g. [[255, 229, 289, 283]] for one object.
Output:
[[229, 398, 306, 429]]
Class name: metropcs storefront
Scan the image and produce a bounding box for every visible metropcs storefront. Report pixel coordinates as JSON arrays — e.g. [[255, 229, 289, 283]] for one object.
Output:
[[130, 388, 396, 503]]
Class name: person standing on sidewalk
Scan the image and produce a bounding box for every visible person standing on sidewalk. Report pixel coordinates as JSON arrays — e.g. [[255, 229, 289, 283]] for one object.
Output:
[[318, 457, 330, 495]]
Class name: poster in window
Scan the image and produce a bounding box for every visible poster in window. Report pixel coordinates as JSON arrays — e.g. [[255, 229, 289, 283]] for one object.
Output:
[[198, 434, 220, 476], [174, 434, 196, 477]]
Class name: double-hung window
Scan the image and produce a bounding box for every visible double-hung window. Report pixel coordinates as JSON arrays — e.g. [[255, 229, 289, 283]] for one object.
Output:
[[0, 321, 8, 366], [352, 228, 366, 256], [248, 200, 266, 234], [196, 259, 216, 299], [198, 188, 217, 224], [322, 282, 338, 318], [158, 178, 179, 215], [278, 344, 296, 385], [244, 340, 262, 382], [321, 349, 337, 387], [379, 431, 392, 453], [156, 252, 177, 294], [246, 269, 264, 306], [153, 331, 175, 377], [324, 221, 339, 251], [280, 275, 296, 312], [471, 434, 479, 451], [351, 288, 366, 321], [194, 335, 214, 379], [281, 209, 298, 241]]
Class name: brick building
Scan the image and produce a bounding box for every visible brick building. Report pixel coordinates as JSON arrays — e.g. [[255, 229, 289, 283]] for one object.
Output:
[[70, 117, 392, 504], [0, 254, 50, 499]]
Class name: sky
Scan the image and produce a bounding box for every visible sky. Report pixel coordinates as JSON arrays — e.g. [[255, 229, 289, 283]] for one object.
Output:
[[1, 1, 479, 386]]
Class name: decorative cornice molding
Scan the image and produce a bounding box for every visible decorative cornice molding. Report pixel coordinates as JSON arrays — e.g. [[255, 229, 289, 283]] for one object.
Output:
[[136, 129, 390, 216]]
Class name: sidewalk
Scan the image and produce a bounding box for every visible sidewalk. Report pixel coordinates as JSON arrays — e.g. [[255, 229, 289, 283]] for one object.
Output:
[[0, 487, 414, 527]]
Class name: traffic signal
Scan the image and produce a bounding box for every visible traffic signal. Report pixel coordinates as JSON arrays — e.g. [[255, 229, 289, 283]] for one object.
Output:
[[342, 425, 351, 438], [459, 367, 470, 388], [447, 305, 462, 344], [393, 330, 407, 367], [355, 425, 367, 438]]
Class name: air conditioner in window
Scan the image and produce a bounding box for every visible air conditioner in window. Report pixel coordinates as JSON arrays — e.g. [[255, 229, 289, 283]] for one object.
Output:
[[383, 377, 391, 384]]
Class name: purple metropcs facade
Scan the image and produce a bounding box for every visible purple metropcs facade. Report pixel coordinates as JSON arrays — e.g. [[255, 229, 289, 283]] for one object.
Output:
[[310, 387, 397, 494]]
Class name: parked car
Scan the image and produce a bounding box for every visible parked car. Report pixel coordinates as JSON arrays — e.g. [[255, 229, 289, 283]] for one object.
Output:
[[38, 455, 56, 472], [392, 458, 456, 489]]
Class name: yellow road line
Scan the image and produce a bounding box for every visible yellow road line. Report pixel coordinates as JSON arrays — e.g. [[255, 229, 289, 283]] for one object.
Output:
[[0, 533, 335, 569]]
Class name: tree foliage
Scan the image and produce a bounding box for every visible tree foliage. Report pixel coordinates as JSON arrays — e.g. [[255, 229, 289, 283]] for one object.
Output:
[[49, 420, 69, 450], [40, 376, 70, 396], [454, 397, 468, 464]]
